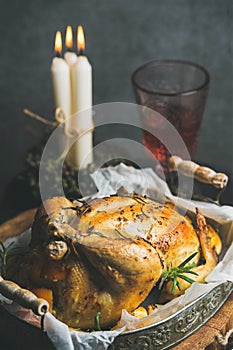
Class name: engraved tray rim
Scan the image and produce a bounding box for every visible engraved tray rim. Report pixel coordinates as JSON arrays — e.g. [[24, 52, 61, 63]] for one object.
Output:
[[111, 280, 233, 350]]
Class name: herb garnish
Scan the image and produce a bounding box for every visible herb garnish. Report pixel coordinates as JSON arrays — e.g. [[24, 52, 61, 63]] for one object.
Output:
[[119, 192, 147, 204], [131, 195, 146, 204], [115, 229, 132, 241], [147, 224, 154, 237], [141, 206, 150, 218], [159, 252, 199, 295], [94, 311, 102, 331], [0, 241, 15, 276]]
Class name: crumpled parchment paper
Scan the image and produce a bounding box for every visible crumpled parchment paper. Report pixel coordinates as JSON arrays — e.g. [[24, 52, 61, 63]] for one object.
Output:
[[0, 163, 232, 350]]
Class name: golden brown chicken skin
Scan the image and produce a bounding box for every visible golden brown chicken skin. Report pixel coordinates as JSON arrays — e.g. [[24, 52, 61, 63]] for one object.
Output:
[[6, 194, 221, 329]]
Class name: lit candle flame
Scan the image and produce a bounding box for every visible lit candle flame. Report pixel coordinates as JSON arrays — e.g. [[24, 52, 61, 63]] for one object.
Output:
[[77, 25, 85, 54], [54, 31, 62, 56], [65, 25, 73, 50]]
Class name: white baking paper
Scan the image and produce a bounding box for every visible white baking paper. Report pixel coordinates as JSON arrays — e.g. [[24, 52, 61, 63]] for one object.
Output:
[[0, 163, 232, 350]]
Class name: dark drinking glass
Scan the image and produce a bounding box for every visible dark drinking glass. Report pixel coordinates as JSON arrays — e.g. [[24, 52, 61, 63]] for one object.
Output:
[[132, 60, 210, 171]]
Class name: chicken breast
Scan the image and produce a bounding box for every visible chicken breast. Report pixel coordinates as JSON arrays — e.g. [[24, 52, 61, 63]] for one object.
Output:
[[77, 195, 201, 269]]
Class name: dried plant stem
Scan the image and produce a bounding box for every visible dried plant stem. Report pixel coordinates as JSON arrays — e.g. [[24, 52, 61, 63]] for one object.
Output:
[[23, 108, 57, 127]]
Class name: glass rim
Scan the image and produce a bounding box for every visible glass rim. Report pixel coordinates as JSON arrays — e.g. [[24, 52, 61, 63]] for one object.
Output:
[[131, 59, 210, 97]]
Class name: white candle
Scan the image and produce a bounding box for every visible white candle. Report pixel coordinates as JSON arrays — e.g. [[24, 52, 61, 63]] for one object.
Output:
[[64, 25, 78, 68], [63, 25, 78, 115], [51, 31, 71, 119], [68, 25, 93, 168], [64, 51, 78, 67]]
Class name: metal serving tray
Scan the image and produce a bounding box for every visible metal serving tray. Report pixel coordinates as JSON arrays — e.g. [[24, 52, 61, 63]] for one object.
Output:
[[110, 281, 233, 350]]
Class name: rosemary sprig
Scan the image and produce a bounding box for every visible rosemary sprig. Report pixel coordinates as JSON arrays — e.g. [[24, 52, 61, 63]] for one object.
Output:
[[131, 195, 146, 204], [119, 192, 147, 205], [94, 311, 102, 331], [0, 241, 15, 275], [141, 206, 150, 218], [115, 229, 132, 241], [92, 231, 109, 239], [147, 224, 154, 238], [159, 252, 199, 295]]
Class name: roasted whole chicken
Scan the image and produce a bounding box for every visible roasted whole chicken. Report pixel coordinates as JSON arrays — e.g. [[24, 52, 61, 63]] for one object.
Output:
[[6, 193, 222, 329]]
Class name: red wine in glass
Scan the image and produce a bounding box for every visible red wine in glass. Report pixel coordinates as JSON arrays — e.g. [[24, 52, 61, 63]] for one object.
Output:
[[141, 104, 203, 171]]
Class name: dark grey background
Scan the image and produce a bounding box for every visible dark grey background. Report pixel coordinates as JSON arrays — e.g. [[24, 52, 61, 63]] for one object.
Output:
[[0, 0, 232, 211]]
